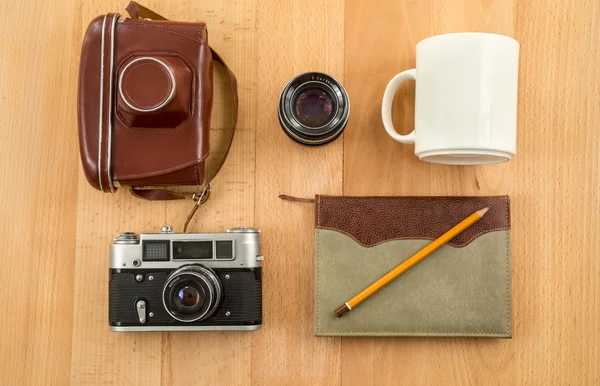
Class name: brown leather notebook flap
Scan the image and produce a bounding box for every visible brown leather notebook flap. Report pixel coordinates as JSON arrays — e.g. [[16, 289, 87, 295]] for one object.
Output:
[[315, 195, 510, 248]]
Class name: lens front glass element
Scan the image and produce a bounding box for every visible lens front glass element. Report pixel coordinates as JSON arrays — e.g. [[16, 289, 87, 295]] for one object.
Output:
[[174, 284, 204, 314], [178, 286, 200, 307], [294, 88, 334, 127]]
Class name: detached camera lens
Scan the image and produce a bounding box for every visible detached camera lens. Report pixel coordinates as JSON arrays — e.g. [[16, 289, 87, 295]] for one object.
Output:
[[295, 88, 334, 127], [278, 72, 349, 146]]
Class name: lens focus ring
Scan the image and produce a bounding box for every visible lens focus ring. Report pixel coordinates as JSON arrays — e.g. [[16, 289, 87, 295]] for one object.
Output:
[[278, 72, 349, 146], [162, 266, 222, 323]]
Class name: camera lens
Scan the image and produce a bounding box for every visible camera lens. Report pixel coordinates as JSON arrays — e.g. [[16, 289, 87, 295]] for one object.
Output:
[[162, 266, 222, 323], [177, 286, 200, 307], [279, 72, 349, 146], [173, 284, 204, 314], [294, 89, 334, 127]]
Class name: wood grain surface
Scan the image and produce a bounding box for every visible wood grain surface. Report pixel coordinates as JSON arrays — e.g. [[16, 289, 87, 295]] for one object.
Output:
[[0, 0, 598, 384]]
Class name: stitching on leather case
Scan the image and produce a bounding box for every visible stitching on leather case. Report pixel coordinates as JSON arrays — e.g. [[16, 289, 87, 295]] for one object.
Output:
[[316, 198, 512, 337], [120, 22, 207, 45], [97, 15, 108, 193], [106, 14, 119, 193], [115, 51, 198, 134], [115, 157, 207, 179]]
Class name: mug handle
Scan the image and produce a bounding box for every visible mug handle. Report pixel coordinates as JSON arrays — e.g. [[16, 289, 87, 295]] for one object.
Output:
[[381, 69, 417, 144]]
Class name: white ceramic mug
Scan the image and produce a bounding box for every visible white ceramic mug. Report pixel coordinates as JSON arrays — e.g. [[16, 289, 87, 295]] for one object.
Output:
[[382, 32, 520, 164]]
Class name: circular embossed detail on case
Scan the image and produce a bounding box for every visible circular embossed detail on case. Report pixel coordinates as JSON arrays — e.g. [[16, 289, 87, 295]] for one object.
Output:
[[119, 57, 176, 112], [117, 55, 193, 128]]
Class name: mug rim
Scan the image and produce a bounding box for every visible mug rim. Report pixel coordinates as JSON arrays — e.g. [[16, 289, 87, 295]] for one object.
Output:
[[417, 32, 519, 48]]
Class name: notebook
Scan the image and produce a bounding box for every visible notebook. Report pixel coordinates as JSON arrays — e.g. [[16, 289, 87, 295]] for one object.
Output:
[[313, 195, 512, 338]]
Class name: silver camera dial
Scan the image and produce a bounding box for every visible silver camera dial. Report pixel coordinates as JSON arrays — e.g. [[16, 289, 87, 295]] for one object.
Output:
[[114, 232, 140, 244]]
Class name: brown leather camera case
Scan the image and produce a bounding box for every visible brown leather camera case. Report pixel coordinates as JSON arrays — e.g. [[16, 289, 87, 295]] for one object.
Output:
[[78, 3, 236, 199]]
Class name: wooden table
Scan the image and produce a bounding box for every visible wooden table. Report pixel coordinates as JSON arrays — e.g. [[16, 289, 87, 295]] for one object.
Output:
[[1, 0, 598, 384]]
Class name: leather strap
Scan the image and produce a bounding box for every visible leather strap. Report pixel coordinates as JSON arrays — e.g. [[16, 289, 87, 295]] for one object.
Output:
[[130, 189, 191, 201], [126, 2, 167, 20], [279, 195, 316, 204], [125, 2, 238, 231]]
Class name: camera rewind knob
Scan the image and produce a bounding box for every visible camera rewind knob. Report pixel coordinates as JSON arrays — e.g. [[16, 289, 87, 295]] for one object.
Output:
[[114, 232, 140, 244]]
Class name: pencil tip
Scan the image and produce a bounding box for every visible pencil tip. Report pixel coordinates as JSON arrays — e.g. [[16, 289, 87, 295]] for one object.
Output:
[[477, 207, 490, 216]]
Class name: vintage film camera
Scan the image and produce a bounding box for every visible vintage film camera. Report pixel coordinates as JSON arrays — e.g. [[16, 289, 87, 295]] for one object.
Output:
[[109, 227, 262, 331]]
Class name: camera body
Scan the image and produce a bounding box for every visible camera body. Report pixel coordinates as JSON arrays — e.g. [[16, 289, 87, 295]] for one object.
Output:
[[109, 227, 262, 332]]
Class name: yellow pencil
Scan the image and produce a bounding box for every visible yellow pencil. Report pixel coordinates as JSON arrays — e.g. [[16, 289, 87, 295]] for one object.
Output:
[[335, 207, 490, 318]]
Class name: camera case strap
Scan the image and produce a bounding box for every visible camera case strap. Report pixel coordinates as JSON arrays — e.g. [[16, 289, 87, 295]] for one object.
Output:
[[77, 2, 238, 228]]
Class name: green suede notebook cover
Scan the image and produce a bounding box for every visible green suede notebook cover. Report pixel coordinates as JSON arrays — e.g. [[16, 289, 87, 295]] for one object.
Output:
[[314, 195, 512, 338]]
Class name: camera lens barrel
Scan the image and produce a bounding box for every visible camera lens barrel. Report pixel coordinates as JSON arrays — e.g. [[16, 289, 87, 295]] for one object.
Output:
[[162, 265, 222, 323], [278, 72, 349, 146]]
